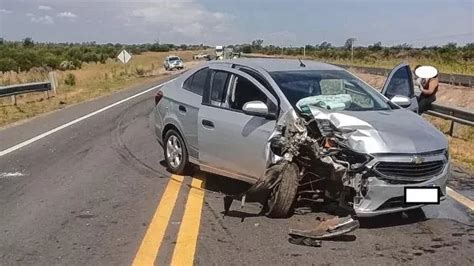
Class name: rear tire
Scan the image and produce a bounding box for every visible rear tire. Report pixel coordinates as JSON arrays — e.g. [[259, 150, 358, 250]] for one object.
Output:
[[265, 162, 299, 218], [163, 129, 190, 175]]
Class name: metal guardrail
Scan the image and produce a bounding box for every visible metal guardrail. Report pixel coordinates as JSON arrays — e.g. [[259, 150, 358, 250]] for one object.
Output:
[[0, 82, 52, 97], [427, 103, 474, 136], [0, 72, 57, 105]]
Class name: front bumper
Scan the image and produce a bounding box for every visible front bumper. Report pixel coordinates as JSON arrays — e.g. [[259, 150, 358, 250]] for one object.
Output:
[[354, 160, 450, 217], [169, 63, 184, 69]]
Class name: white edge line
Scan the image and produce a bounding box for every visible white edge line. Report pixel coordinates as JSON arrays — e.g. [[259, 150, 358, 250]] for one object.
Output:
[[446, 187, 474, 211], [0, 78, 175, 157]]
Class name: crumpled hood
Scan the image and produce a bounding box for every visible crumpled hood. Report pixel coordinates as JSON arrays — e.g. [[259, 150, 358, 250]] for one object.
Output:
[[308, 108, 448, 154]]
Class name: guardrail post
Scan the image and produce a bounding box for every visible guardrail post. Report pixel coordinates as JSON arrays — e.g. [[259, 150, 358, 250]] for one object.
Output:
[[48, 71, 57, 96], [448, 111, 455, 136], [10, 95, 17, 105]]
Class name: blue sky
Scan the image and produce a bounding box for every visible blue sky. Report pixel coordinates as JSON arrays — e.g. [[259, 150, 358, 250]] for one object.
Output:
[[0, 0, 472, 46]]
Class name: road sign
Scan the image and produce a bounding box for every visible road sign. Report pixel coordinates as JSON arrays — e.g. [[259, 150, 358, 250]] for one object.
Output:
[[117, 50, 132, 64]]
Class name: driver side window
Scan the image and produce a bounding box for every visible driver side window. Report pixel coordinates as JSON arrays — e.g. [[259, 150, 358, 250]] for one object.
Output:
[[228, 75, 269, 111]]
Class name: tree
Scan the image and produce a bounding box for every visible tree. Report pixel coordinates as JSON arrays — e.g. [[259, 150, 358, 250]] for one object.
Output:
[[242, 45, 252, 54], [368, 41, 382, 51], [23, 37, 34, 47], [319, 41, 332, 49], [344, 38, 356, 50], [251, 39, 264, 50]]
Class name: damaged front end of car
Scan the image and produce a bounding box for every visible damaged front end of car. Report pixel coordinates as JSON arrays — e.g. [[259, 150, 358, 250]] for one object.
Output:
[[226, 95, 376, 219], [265, 106, 373, 217]]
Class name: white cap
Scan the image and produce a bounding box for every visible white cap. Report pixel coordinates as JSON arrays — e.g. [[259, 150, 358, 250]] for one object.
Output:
[[415, 65, 438, 79]]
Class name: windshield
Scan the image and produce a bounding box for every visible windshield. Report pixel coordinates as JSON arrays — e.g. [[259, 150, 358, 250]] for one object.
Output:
[[169, 57, 180, 61], [270, 70, 391, 112]]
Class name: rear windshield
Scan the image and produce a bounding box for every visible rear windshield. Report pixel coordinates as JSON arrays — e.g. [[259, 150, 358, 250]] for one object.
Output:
[[169, 57, 180, 61]]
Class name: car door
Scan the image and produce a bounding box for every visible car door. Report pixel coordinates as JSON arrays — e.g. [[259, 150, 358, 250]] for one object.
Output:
[[197, 66, 278, 183], [177, 67, 210, 159], [381, 63, 419, 112]]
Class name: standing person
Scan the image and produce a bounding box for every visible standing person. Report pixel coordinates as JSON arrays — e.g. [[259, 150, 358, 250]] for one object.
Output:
[[414, 65, 439, 114]]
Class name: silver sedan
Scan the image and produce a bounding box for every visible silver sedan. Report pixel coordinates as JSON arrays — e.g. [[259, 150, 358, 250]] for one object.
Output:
[[153, 58, 449, 218]]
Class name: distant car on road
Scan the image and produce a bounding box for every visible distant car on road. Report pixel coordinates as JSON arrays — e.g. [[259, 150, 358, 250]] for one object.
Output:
[[164, 56, 184, 71], [153, 58, 449, 218]]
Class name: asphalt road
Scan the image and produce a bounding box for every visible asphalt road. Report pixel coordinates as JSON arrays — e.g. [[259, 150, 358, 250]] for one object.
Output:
[[0, 76, 473, 265]]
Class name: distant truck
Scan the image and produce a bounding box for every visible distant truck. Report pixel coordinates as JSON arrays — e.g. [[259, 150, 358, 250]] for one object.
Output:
[[215, 46, 224, 60], [215, 46, 240, 60]]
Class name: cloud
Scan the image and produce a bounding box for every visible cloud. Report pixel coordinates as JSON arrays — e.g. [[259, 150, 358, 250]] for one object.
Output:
[[38, 5, 53, 11], [0, 8, 13, 14], [25, 13, 34, 17], [129, 0, 234, 39], [31, 15, 54, 25], [57, 12, 78, 19]]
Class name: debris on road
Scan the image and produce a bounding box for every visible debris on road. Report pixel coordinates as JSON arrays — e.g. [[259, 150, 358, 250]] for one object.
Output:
[[289, 216, 359, 247]]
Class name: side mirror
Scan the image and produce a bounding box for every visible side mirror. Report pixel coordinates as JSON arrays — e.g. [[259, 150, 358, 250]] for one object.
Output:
[[390, 95, 411, 108], [242, 100, 274, 119]]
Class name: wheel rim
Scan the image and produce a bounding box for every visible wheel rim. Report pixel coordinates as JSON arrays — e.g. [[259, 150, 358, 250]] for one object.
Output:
[[166, 135, 182, 168]]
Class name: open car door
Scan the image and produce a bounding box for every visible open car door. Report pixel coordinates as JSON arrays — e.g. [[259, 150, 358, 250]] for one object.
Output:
[[381, 63, 419, 113]]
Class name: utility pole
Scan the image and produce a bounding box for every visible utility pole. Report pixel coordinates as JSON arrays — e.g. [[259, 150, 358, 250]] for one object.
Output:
[[303, 46, 306, 57], [351, 38, 357, 61]]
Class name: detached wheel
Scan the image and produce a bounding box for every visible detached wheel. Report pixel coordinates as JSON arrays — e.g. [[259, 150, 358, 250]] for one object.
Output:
[[265, 162, 299, 218], [164, 129, 189, 175]]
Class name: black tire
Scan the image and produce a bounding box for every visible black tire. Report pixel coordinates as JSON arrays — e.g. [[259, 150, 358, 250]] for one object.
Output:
[[265, 162, 299, 218], [163, 129, 190, 175]]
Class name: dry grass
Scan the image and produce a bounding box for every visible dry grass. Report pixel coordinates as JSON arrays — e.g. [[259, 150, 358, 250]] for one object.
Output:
[[0, 51, 201, 127]]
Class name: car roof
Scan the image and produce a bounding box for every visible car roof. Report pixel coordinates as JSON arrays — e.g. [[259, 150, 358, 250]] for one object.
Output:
[[208, 58, 343, 72]]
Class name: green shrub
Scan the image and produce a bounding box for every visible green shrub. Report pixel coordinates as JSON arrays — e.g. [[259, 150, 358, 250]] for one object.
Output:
[[64, 73, 76, 86], [135, 66, 145, 76]]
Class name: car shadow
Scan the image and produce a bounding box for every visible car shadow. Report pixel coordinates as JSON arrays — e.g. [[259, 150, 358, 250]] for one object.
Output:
[[358, 208, 428, 229]]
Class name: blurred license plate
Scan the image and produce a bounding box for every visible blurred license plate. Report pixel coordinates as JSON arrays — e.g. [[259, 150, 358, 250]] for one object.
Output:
[[404, 187, 440, 204]]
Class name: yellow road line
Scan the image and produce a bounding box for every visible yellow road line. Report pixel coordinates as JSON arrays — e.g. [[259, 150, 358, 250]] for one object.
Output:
[[447, 186, 474, 211], [171, 174, 206, 266], [133, 175, 184, 266]]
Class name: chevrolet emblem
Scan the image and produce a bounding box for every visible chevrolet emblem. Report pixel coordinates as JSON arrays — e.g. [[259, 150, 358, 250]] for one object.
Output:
[[412, 156, 425, 164]]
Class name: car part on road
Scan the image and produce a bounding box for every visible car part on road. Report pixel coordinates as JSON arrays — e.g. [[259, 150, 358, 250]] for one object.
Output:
[[164, 129, 190, 175], [288, 216, 359, 247]]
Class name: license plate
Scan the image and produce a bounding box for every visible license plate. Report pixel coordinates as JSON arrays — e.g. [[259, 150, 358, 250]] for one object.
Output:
[[404, 187, 441, 204]]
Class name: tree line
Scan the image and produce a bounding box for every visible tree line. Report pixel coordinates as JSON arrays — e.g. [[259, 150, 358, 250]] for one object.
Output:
[[0, 37, 473, 73], [232, 39, 474, 67], [0, 38, 209, 72]]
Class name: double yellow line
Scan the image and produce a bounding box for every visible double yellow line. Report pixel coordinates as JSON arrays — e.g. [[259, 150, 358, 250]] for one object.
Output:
[[133, 174, 206, 266]]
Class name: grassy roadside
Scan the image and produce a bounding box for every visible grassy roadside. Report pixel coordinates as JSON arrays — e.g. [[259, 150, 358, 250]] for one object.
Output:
[[425, 116, 474, 171], [0, 51, 199, 127]]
